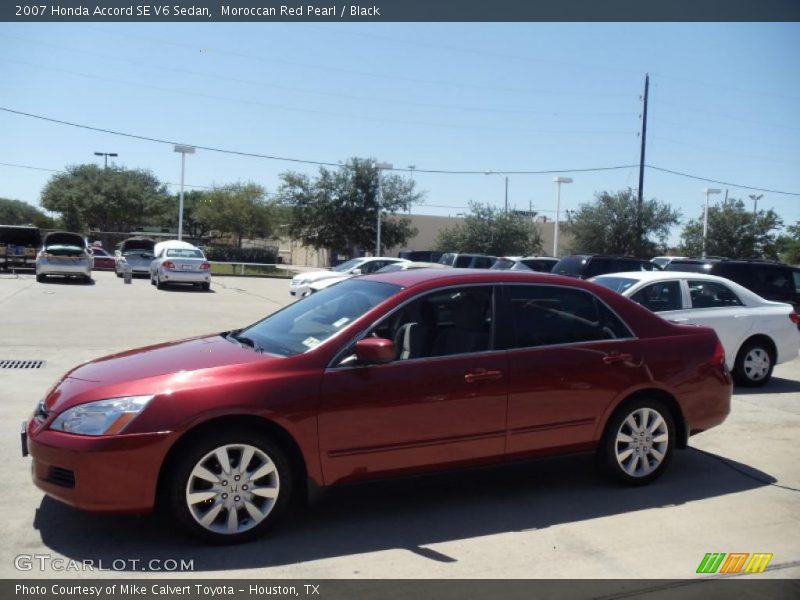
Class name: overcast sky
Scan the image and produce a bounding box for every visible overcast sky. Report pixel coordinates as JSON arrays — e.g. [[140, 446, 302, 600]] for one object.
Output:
[[1, 22, 798, 244]]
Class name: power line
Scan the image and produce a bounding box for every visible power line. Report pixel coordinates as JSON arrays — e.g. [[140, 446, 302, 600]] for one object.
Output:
[[646, 165, 800, 197]]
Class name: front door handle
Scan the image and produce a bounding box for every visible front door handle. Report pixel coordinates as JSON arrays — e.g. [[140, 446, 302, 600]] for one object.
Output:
[[602, 353, 634, 365], [464, 369, 503, 383]]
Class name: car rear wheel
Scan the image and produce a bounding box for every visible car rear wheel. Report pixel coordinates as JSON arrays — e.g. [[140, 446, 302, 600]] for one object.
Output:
[[168, 432, 293, 544], [201, 282, 210, 291], [733, 340, 774, 387], [36, 273, 45, 283], [600, 398, 675, 485], [156, 276, 165, 290]]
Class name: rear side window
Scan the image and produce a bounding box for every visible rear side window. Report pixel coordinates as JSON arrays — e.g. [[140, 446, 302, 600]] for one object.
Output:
[[506, 285, 632, 348], [521, 259, 555, 272], [751, 266, 794, 294], [454, 255, 473, 267], [472, 256, 494, 269], [793, 270, 800, 293], [688, 281, 743, 308], [630, 281, 683, 312], [552, 256, 586, 276]]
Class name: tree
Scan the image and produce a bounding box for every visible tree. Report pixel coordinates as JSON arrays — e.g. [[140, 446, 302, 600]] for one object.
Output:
[[0, 197, 54, 228], [775, 222, 800, 265], [434, 202, 543, 256], [40, 164, 170, 232], [564, 189, 680, 257], [278, 157, 421, 257], [680, 198, 782, 259], [194, 183, 274, 248]]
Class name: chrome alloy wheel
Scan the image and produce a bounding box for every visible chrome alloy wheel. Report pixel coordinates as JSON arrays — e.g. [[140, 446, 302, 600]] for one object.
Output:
[[614, 408, 669, 478], [743, 347, 771, 382], [185, 444, 280, 535]]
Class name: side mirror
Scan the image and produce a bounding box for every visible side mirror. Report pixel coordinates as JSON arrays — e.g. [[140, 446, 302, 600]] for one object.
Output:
[[351, 268, 362, 275], [355, 338, 395, 364]]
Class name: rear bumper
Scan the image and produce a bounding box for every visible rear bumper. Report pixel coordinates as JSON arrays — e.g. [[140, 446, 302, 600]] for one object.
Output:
[[36, 260, 92, 277], [159, 269, 211, 284], [27, 423, 176, 514]]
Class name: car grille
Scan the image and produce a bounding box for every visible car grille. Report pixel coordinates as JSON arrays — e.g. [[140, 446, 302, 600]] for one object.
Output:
[[47, 467, 75, 488]]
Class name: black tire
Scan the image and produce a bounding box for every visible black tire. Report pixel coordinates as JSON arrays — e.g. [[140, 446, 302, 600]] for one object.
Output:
[[733, 340, 774, 387], [201, 282, 210, 291], [116, 271, 123, 278], [156, 277, 165, 290], [599, 397, 675, 486], [167, 430, 294, 544], [83, 275, 92, 284], [150, 274, 156, 286], [36, 273, 45, 283]]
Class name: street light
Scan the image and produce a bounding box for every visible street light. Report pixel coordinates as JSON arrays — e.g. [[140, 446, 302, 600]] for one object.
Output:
[[173, 145, 196, 241], [702, 187, 721, 258], [94, 152, 117, 168], [552, 176, 573, 257], [374, 161, 392, 256]]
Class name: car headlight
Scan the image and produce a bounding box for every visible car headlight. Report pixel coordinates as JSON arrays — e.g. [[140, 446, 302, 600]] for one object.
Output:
[[50, 395, 154, 436]]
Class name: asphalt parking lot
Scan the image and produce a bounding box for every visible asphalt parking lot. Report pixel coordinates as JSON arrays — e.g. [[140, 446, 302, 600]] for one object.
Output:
[[1, 270, 798, 579]]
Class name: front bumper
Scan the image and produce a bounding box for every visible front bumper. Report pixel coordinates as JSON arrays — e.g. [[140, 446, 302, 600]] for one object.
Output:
[[290, 283, 311, 296], [26, 421, 176, 514]]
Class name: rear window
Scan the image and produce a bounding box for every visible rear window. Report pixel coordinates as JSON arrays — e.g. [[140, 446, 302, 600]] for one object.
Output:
[[491, 258, 515, 270], [472, 256, 494, 269], [439, 253, 456, 266], [592, 276, 639, 293], [552, 256, 587, 276], [454, 255, 474, 268], [664, 261, 713, 273], [166, 248, 204, 259], [521, 259, 556, 272]]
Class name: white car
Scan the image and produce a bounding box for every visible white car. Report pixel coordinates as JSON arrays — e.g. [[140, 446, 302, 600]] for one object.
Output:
[[289, 257, 408, 296], [35, 231, 92, 283], [150, 240, 211, 291], [591, 271, 800, 387]]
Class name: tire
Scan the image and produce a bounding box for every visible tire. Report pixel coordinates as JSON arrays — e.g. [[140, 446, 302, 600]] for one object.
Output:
[[150, 274, 156, 286], [36, 273, 45, 283], [156, 276, 165, 290], [83, 275, 92, 284], [733, 340, 774, 387], [167, 430, 293, 544], [116, 270, 123, 278], [599, 398, 675, 486], [201, 282, 210, 291]]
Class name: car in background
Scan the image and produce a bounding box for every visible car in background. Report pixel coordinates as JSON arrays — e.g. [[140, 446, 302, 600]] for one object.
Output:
[[35, 231, 92, 283], [115, 237, 156, 277], [0, 225, 41, 270], [651, 256, 689, 269], [398, 250, 443, 263], [591, 271, 800, 387], [438, 253, 496, 268], [662, 258, 722, 274], [308, 261, 450, 294], [150, 240, 212, 291], [88, 246, 115, 270], [708, 260, 800, 315], [24, 269, 731, 543], [552, 254, 661, 279], [289, 256, 408, 296], [491, 256, 558, 272]]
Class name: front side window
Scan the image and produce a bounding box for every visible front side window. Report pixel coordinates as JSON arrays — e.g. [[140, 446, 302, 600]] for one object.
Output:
[[332, 258, 365, 273], [507, 285, 632, 348], [630, 281, 682, 312], [688, 280, 743, 309]]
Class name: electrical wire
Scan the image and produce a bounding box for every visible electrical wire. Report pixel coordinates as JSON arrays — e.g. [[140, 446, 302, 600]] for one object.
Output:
[[645, 165, 800, 197]]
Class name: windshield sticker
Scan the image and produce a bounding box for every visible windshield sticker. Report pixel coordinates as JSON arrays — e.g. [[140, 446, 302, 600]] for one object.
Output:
[[302, 336, 321, 349], [333, 317, 350, 328]]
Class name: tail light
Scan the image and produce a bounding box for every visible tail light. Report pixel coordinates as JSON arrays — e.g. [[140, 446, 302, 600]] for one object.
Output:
[[162, 260, 176, 269], [712, 338, 726, 366], [790, 313, 799, 326], [199, 262, 211, 270]]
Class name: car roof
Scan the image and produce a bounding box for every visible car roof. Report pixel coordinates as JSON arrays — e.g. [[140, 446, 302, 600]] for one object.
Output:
[[591, 270, 769, 303]]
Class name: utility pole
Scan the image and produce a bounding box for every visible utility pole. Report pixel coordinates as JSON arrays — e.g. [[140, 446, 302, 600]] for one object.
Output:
[[504, 176, 509, 214], [637, 73, 649, 255]]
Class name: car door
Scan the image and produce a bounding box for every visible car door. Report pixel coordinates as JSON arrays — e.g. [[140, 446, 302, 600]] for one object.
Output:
[[628, 279, 689, 322], [501, 283, 651, 455], [317, 285, 508, 485]]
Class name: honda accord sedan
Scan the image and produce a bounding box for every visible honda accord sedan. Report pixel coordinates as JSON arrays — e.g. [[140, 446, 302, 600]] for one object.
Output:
[[23, 270, 731, 544]]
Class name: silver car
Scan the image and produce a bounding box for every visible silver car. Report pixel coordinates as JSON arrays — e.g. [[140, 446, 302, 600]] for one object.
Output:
[[35, 231, 92, 283], [150, 240, 211, 291], [115, 237, 156, 277]]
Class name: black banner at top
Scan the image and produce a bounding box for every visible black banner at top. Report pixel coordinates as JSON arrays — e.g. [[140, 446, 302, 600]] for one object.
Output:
[[3, 0, 800, 22]]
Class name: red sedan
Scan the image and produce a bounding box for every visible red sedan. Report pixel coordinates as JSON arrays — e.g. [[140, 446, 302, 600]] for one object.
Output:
[[24, 270, 731, 543], [88, 247, 115, 270]]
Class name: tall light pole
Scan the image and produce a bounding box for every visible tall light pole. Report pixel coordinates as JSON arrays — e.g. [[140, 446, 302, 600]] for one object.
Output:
[[173, 145, 196, 241], [374, 161, 392, 256], [702, 187, 721, 258], [553, 176, 573, 257], [94, 152, 117, 168], [504, 176, 509, 214]]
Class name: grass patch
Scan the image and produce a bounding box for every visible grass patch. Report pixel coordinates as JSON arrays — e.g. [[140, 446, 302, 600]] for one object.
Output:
[[210, 263, 295, 278]]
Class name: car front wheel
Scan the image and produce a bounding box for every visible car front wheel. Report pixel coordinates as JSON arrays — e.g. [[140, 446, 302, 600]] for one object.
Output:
[[168, 432, 293, 544], [733, 341, 774, 387], [600, 399, 675, 485]]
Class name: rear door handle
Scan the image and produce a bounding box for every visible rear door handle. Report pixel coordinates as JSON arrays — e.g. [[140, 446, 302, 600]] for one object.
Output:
[[602, 353, 634, 365], [464, 369, 503, 383]]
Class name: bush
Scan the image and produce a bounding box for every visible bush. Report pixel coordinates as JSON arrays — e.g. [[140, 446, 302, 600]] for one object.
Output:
[[204, 246, 279, 264]]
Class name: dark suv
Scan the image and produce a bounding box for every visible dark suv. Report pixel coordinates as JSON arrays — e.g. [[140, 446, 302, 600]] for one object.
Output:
[[552, 255, 660, 279], [711, 260, 800, 313]]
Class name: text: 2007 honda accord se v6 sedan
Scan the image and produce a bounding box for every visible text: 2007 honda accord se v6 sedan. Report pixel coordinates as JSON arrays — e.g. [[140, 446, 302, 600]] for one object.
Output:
[[23, 270, 731, 543]]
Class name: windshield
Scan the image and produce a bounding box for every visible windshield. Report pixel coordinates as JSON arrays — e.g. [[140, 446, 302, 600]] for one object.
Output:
[[236, 279, 401, 356], [166, 248, 204, 259], [591, 276, 639, 293], [332, 258, 364, 273]]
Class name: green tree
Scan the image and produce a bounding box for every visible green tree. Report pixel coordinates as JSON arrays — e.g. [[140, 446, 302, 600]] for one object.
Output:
[[40, 164, 170, 232], [435, 202, 543, 256], [775, 222, 800, 265], [278, 157, 421, 257], [0, 197, 54, 227], [564, 189, 680, 257], [680, 198, 782, 259], [194, 183, 274, 248]]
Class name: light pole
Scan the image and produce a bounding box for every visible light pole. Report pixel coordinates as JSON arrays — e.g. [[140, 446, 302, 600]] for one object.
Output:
[[374, 161, 392, 256], [173, 145, 196, 241], [702, 187, 721, 258], [553, 176, 573, 257], [94, 152, 117, 168]]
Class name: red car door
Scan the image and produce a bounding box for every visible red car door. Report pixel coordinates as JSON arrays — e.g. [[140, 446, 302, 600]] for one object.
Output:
[[317, 285, 509, 485], [501, 283, 651, 456]]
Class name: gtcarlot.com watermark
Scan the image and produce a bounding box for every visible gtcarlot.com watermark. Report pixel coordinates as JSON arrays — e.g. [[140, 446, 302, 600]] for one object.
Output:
[[14, 554, 194, 572]]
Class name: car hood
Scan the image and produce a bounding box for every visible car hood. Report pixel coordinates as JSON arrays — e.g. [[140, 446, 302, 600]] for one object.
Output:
[[44, 334, 277, 413], [295, 270, 350, 283]]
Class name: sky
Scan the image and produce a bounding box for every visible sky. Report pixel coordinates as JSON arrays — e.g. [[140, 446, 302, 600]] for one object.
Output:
[[1, 22, 799, 246]]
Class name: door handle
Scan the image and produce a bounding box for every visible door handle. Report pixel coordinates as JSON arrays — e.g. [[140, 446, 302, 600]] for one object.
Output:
[[602, 353, 634, 365], [464, 369, 503, 383]]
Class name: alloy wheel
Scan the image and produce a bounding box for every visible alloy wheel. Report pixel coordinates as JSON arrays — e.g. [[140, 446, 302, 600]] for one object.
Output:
[[614, 407, 669, 478]]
